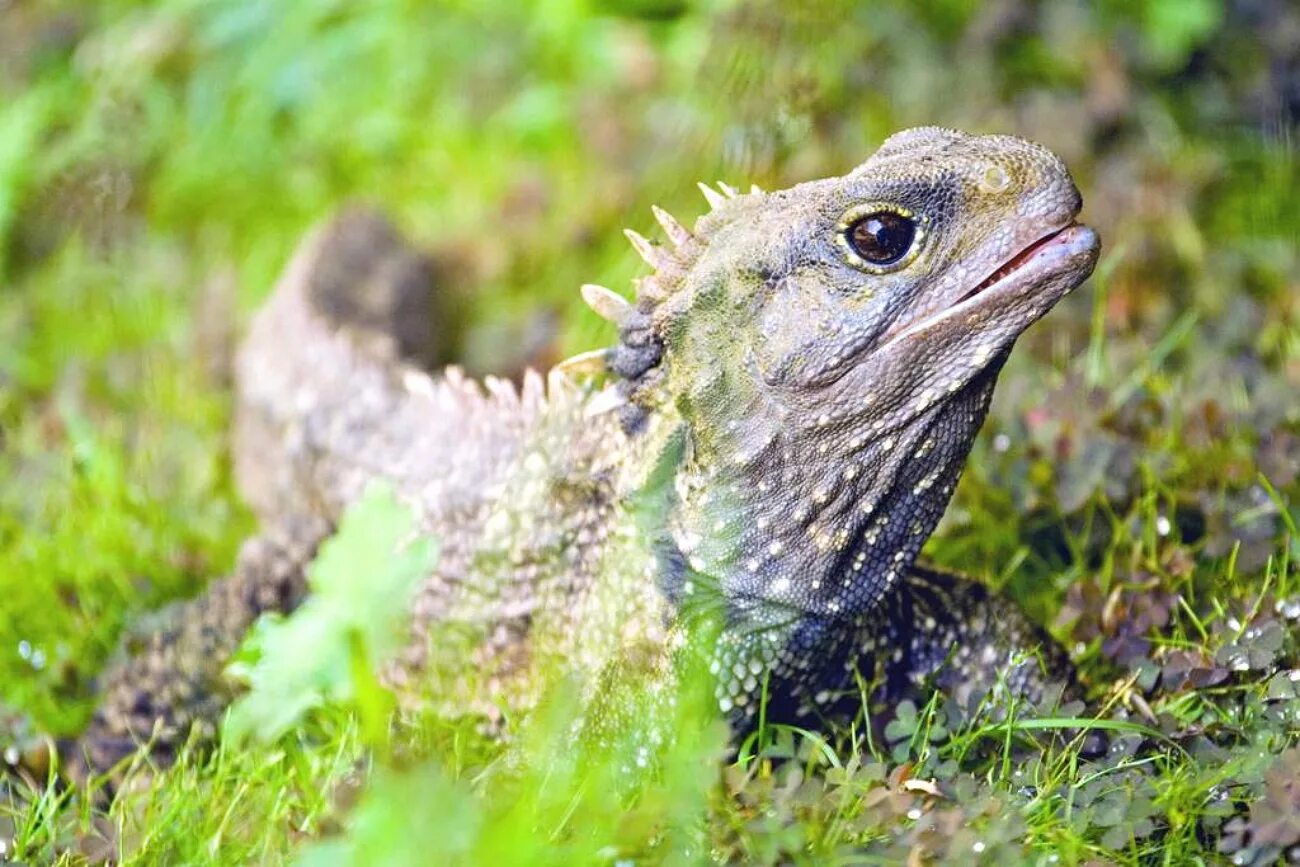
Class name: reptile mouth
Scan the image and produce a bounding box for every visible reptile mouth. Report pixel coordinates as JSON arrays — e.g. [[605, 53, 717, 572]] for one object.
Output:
[[875, 221, 1097, 355], [958, 222, 1078, 304]]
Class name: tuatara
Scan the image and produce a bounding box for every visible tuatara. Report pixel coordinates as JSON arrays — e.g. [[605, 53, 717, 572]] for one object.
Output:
[[72, 127, 1100, 775]]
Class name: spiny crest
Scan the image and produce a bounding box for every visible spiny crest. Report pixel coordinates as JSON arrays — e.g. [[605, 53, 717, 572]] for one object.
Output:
[[697, 182, 727, 210], [652, 205, 692, 247], [554, 347, 612, 376], [419, 363, 591, 425], [579, 283, 633, 327], [563, 182, 764, 433]]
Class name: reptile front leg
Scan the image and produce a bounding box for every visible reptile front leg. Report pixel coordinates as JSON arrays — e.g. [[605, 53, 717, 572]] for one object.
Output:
[[891, 566, 1076, 709]]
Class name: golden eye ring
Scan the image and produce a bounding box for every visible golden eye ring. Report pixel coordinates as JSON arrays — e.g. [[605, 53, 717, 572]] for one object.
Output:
[[836, 204, 928, 274]]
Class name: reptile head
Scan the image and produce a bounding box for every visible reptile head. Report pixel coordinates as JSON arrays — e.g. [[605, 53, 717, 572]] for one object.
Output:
[[604, 127, 1097, 422], [589, 127, 1099, 625]]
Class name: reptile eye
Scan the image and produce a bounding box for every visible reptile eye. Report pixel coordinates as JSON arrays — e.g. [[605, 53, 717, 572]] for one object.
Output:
[[846, 211, 916, 266]]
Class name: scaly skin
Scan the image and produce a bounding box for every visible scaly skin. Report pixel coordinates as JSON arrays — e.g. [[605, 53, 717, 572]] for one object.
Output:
[[72, 128, 1099, 775]]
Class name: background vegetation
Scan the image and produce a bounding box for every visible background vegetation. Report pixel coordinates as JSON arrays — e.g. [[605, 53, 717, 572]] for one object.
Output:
[[0, 0, 1297, 863]]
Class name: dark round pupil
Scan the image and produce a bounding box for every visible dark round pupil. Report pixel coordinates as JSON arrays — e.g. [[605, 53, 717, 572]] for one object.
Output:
[[848, 211, 915, 265]]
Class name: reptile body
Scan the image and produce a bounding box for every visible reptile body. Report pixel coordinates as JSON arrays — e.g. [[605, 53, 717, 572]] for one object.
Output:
[[76, 127, 1100, 774]]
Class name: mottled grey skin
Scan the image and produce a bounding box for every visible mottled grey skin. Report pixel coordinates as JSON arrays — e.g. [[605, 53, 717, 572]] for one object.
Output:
[[74, 128, 1099, 775]]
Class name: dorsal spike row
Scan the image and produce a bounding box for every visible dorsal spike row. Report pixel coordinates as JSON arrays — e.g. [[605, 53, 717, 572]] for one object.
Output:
[[580, 283, 633, 326], [717, 181, 740, 198], [547, 367, 577, 400], [521, 368, 545, 410], [697, 182, 727, 210], [623, 228, 669, 269], [483, 374, 519, 408], [750, 183, 764, 195], [554, 347, 610, 376], [584, 386, 628, 418], [650, 205, 692, 248], [402, 367, 437, 400], [633, 274, 667, 304]]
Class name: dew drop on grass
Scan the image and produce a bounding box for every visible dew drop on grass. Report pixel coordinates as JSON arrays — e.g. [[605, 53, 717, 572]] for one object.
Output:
[[1276, 597, 1300, 620]]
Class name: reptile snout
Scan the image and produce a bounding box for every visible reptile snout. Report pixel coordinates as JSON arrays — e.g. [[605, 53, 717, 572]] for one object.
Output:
[[1007, 140, 1083, 227]]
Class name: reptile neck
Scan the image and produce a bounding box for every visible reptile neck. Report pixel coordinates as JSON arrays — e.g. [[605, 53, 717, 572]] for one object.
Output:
[[660, 368, 1002, 632]]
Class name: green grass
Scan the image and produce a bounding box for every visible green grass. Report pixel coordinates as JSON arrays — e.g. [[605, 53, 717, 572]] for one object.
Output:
[[1, 0, 1298, 864]]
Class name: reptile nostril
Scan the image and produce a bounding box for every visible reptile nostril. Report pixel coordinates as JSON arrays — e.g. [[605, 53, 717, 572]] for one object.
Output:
[[979, 164, 1011, 193]]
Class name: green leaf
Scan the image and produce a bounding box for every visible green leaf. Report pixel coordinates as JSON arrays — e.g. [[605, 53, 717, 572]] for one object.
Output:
[[224, 484, 438, 744]]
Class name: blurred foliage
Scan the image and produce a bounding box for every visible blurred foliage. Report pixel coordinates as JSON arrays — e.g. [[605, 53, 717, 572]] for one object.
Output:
[[0, 0, 1297, 863], [224, 485, 437, 746]]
